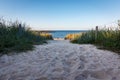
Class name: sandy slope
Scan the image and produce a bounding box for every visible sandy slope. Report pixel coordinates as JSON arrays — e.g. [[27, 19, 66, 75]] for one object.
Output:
[[0, 40, 120, 80]]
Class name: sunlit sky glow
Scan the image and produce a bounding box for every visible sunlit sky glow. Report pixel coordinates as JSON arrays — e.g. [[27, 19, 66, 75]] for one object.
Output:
[[0, 0, 120, 30]]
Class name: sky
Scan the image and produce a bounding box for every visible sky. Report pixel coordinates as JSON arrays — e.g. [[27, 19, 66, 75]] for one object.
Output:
[[0, 0, 120, 30]]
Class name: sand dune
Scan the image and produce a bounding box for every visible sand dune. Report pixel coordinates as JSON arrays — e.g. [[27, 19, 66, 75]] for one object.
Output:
[[0, 40, 120, 80]]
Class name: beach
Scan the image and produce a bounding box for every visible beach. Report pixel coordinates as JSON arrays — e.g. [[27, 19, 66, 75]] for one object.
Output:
[[54, 38, 65, 40], [0, 40, 120, 80]]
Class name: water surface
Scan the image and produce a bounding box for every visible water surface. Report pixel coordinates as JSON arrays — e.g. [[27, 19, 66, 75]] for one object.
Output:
[[49, 30, 87, 38]]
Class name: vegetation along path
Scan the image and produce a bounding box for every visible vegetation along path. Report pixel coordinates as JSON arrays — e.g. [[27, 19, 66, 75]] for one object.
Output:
[[0, 40, 120, 80]]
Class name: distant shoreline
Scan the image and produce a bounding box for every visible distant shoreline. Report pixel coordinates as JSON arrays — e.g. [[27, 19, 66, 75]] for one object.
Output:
[[32, 30, 88, 38], [32, 30, 88, 32]]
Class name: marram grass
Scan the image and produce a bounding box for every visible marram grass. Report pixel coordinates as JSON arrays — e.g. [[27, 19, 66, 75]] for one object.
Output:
[[71, 28, 120, 53], [65, 33, 82, 40], [0, 19, 52, 55], [39, 33, 53, 40], [31, 31, 53, 40]]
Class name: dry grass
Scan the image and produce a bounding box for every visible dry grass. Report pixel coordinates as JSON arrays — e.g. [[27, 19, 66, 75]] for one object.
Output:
[[40, 33, 53, 40], [64, 33, 82, 40]]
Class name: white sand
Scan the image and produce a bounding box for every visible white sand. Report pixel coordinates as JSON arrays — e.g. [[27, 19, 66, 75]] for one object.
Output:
[[54, 38, 64, 40], [0, 40, 120, 80]]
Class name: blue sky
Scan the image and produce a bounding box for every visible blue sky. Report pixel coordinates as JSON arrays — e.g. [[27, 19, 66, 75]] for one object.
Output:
[[0, 0, 120, 30]]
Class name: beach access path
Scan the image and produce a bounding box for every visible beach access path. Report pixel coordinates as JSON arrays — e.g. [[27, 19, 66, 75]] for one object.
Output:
[[0, 40, 120, 80]]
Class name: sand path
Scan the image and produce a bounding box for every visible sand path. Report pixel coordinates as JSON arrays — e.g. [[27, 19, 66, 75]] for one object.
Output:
[[0, 40, 120, 80]]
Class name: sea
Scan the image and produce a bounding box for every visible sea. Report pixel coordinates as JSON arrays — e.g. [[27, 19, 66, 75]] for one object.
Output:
[[49, 30, 88, 38]]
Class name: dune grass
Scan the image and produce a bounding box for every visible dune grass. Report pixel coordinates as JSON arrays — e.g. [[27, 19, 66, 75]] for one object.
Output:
[[64, 33, 82, 40], [39, 32, 53, 40], [71, 28, 120, 53], [0, 19, 51, 54], [32, 31, 53, 40]]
